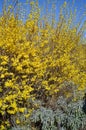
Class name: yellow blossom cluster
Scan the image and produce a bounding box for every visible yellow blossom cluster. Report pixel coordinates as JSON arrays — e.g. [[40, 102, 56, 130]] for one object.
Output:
[[0, 1, 86, 129]]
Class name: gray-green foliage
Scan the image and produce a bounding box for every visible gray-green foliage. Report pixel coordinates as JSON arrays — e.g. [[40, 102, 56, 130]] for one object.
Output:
[[10, 91, 86, 130], [55, 96, 86, 130], [11, 126, 31, 130], [30, 96, 86, 130], [30, 107, 57, 130]]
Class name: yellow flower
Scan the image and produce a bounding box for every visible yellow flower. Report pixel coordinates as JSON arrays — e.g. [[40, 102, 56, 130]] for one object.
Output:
[[19, 108, 25, 113], [16, 119, 20, 124], [0, 87, 2, 92], [1, 74, 5, 78], [16, 65, 22, 71], [0, 100, 2, 107], [5, 121, 10, 127], [5, 80, 13, 87], [63, 1, 67, 8], [7, 110, 16, 115], [30, 1, 34, 5], [0, 125, 5, 130]]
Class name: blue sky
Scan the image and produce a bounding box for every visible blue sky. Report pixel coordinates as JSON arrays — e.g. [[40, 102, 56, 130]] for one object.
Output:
[[0, 0, 86, 38], [0, 0, 86, 19], [0, 0, 86, 26]]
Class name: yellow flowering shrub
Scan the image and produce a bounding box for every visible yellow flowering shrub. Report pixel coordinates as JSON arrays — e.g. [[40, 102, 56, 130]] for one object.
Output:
[[0, 1, 86, 129], [0, 15, 39, 129]]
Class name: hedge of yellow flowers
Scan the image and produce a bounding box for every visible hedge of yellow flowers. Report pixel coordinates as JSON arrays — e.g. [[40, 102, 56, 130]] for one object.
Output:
[[0, 1, 86, 129]]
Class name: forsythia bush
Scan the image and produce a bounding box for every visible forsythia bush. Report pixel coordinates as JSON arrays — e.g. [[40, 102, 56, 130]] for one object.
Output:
[[0, 1, 86, 129]]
